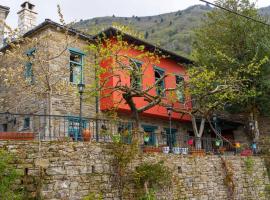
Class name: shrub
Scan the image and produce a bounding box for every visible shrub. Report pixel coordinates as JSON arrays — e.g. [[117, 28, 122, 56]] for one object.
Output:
[[133, 161, 172, 199], [0, 149, 24, 200]]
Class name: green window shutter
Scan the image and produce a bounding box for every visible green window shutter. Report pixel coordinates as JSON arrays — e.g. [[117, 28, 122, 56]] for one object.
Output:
[[69, 48, 85, 84], [25, 48, 36, 83], [25, 62, 32, 78], [154, 67, 165, 96], [176, 75, 185, 103]]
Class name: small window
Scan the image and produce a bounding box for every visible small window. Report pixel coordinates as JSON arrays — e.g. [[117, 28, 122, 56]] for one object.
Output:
[[23, 117, 30, 129], [154, 67, 165, 96], [176, 75, 185, 103], [69, 48, 84, 84], [130, 59, 142, 90], [25, 48, 36, 83], [142, 125, 158, 146]]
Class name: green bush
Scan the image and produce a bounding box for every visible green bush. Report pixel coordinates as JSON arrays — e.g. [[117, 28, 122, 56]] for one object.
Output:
[[133, 161, 172, 199], [83, 192, 103, 200], [244, 157, 255, 174], [0, 149, 24, 200], [139, 189, 156, 200]]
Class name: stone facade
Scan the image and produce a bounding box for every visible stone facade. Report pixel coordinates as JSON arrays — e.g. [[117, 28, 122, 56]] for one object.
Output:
[[0, 141, 269, 200], [0, 25, 95, 117], [0, 5, 9, 47], [17, 2, 37, 35]]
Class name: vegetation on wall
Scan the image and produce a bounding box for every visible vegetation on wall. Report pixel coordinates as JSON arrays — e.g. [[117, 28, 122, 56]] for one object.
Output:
[[0, 149, 24, 200], [109, 138, 139, 200], [244, 157, 255, 174], [133, 161, 172, 199], [221, 157, 235, 199]]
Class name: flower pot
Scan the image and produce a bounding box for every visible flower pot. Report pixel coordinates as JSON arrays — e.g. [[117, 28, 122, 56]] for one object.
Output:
[[0, 132, 34, 140], [112, 134, 121, 143], [162, 146, 170, 154], [181, 148, 189, 155], [83, 129, 91, 142], [191, 149, 206, 156], [143, 146, 161, 153], [172, 147, 181, 155]]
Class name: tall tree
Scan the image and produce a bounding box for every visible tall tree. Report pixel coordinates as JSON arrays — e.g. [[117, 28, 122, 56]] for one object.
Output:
[[192, 0, 270, 142]]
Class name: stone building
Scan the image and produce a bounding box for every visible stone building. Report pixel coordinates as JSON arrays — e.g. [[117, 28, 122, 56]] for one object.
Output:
[[0, 2, 257, 150]]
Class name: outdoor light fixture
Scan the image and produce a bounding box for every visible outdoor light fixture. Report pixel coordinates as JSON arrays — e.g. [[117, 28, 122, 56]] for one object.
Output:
[[213, 114, 217, 122], [249, 121, 255, 130], [166, 105, 173, 116], [77, 83, 85, 94], [166, 105, 173, 153], [78, 83, 85, 141]]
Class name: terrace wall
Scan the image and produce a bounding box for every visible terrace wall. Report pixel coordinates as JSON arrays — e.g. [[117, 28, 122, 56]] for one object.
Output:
[[0, 141, 269, 200]]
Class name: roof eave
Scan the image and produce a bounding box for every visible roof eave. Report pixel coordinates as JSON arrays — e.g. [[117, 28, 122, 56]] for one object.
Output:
[[93, 27, 193, 65]]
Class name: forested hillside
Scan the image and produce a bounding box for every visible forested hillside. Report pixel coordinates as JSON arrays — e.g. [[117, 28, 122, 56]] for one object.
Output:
[[74, 4, 270, 58]]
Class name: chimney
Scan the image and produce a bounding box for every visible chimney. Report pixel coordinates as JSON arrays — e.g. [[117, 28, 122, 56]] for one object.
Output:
[[17, 1, 37, 35], [0, 5, 10, 48]]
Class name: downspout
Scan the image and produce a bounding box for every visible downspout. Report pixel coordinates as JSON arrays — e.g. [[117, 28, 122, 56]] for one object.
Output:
[[94, 53, 100, 142]]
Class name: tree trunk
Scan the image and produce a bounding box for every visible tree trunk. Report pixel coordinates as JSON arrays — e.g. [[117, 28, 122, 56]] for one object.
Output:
[[123, 93, 141, 143], [191, 116, 205, 149], [45, 90, 53, 140], [251, 109, 260, 142], [195, 137, 202, 149], [144, 181, 149, 196]]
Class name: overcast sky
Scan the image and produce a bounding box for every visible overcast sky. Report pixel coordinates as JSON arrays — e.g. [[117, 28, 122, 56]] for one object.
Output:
[[1, 0, 269, 28]]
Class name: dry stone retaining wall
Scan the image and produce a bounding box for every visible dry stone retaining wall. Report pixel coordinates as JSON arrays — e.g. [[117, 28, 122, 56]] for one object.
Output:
[[0, 141, 269, 200]]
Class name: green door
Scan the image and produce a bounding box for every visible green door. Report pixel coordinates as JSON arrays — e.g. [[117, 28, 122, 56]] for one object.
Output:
[[165, 128, 177, 146]]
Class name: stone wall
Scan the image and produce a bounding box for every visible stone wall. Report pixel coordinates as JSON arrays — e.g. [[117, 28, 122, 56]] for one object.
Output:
[[0, 141, 269, 200]]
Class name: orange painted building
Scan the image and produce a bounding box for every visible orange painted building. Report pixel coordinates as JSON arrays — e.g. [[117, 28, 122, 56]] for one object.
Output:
[[95, 27, 192, 122]]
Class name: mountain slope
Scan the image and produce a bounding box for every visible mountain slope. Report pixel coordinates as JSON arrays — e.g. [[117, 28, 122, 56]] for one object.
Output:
[[74, 5, 270, 58]]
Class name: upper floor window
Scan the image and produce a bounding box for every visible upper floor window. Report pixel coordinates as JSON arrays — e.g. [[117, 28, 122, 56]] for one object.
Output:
[[69, 48, 85, 84], [25, 48, 36, 83], [130, 59, 142, 90], [154, 67, 165, 96], [176, 75, 185, 103]]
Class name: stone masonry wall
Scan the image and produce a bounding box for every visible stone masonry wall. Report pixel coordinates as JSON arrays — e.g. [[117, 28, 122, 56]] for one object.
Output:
[[0, 141, 269, 200]]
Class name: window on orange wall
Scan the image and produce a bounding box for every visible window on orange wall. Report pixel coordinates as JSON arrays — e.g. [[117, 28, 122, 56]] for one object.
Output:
[[130, 59, 142, 90], [154, 66, 165, 96], [175, 75, 185, 103]]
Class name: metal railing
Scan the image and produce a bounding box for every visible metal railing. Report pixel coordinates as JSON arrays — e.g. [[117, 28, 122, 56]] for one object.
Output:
[[0, 112, 133, 142], [183, 135, 235, 153], [0, 112, 252, 155]]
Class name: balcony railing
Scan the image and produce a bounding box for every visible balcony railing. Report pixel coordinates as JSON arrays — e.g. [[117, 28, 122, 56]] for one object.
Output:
[[0, 112, 253, 155], [0, 112, 133, 142]]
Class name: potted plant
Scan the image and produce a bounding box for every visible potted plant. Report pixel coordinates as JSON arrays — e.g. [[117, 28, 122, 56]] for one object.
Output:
[[190, 149, 206, 156], [143, 146, 161, 153], [162, 146, 170, 154], [112, 134, 121, 143], [172, 145, 181, 155], [83, 129, 91, 142], [181, 147, 189, 155]]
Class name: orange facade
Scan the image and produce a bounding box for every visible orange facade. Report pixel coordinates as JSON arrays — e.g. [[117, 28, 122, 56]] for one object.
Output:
[[100, 39, 192, 122]]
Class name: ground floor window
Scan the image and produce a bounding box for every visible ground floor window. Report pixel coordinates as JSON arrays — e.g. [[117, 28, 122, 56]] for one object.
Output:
[[142, 125, 158, 146]]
